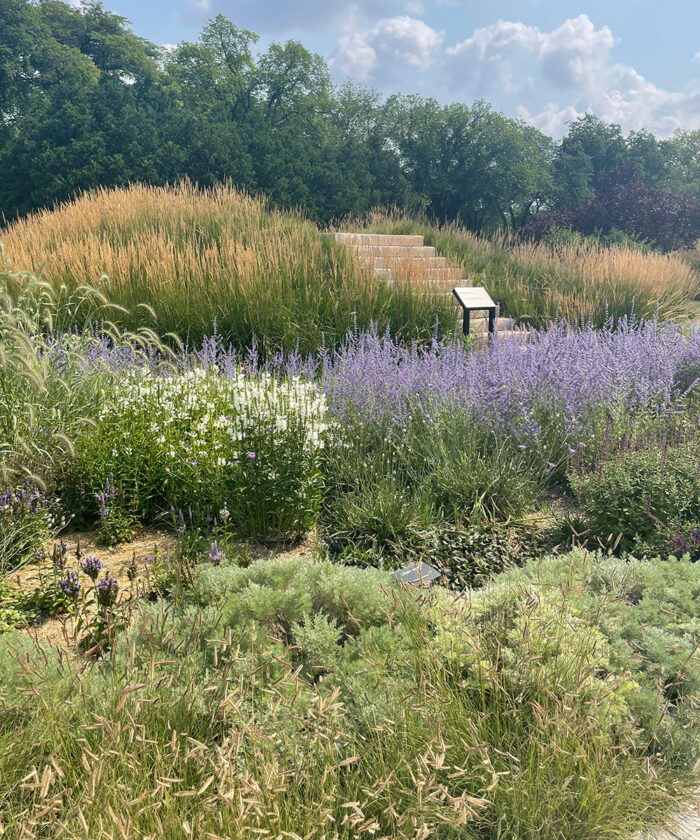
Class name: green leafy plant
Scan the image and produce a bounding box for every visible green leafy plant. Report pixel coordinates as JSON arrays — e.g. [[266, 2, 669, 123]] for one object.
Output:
[[406, 520, 548, 589], [0, 583, 27, 633], [569, 443, 700, 553], [0, 485, 63, 575], [93, 475, 138, 546], [68, 367, 331, 540]]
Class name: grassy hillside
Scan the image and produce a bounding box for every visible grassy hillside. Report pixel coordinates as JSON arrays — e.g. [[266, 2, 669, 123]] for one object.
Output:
[[346, 212, 700, 326], [0, 183, 454, 352]]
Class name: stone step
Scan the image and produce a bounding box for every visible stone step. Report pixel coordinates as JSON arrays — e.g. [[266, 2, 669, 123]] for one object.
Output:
[[350, 244, 437, 258], [356, 255, 449, 269], [323, 232, 425, 247], [375, 266, 464, 284]]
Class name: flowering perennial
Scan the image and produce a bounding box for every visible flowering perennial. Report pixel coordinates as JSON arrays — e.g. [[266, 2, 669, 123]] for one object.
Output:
[[103, 367, 330, 465], [308, 320, 700, 443]]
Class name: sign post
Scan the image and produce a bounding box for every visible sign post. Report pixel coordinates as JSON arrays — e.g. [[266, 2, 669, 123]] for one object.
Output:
[[452, 287, 497, 336]]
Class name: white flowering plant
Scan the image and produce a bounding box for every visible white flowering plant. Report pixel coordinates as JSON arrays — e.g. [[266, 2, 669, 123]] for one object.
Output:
[[67, 367, 332, 539]]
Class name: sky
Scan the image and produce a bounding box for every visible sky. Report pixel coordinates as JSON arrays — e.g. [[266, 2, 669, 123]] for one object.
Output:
[[98, 0, 700, 138]]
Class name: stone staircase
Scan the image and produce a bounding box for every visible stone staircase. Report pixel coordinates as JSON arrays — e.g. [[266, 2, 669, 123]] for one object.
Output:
[[324, 232, 463, 287], [324, 231, 518, 337]]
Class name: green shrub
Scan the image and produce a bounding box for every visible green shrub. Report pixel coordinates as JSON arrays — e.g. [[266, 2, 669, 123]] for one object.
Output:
[[569, 444, 700, 552], [64, 368, 331, 539], [439, 550, 700, 769], [406, 520, 548, 589]]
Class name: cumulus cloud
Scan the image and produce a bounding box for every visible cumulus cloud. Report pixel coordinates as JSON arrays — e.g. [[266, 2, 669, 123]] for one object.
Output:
[[447, 14, 700, 137], [334, 30, 378, 81], [185, 0, 404, 34], [332, 16, 444, 81]]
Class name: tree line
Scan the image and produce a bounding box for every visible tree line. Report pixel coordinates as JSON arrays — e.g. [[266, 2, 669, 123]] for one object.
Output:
[[2, 0, 700, 250]]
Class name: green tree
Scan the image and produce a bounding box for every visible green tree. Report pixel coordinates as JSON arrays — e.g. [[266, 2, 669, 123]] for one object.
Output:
[[666, 130, 700, 201], [552, 114, 629, 208], [0, 0, 165, 218], [382, 96, 551, 230]]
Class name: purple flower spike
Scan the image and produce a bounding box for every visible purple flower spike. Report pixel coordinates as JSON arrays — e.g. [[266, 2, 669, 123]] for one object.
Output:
[[58, 572, 80, 602], [80, 555, 103, 581], [209, 541, 223, 565], [96, 576, 120, 609]]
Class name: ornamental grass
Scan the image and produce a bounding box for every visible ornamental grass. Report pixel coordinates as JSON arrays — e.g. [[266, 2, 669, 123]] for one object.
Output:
[[349, 211, 700, 325], [0, 183, 454, 352]]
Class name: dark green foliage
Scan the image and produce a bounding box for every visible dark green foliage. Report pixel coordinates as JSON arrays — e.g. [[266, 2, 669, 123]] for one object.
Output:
[[569, 443, 700, 553], [406, 521, 548, 589], [2, 2, 699, 240]]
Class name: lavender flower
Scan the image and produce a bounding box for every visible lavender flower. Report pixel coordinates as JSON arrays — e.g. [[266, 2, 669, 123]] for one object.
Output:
[[95, 475, 118, 519], [209, 541, 223, 565], [96, 576, 120, 609], [307, 319, 700, 447]]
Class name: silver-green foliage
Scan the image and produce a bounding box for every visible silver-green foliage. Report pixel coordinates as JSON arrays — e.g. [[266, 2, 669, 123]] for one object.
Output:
[[0, 551, 695, 839]]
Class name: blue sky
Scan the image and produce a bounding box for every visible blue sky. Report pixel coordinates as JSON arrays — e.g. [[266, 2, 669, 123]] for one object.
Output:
[[99, 0, 700, 137]]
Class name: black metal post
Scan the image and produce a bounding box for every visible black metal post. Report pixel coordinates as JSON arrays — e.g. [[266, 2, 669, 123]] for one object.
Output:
[[463, 309, 470, 335], [488, 307, 495, 334]]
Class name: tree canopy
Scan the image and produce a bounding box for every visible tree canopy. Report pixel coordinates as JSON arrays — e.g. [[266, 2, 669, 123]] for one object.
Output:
[[1, 0, 699, 250]]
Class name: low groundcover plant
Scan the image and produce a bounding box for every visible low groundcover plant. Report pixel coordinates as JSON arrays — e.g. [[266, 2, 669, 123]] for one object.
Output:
[[0, 550, 696, 839]]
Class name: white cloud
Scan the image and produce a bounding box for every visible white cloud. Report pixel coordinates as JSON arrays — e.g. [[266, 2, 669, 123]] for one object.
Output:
[[185, 0, 405, 34], [516, 103, 582, 137], [332, 16, 444, 80], [373, 16, 444, 69], [188, 0, 212, 13], [446, 15, 700, 137], [334, 30, 378, 81]]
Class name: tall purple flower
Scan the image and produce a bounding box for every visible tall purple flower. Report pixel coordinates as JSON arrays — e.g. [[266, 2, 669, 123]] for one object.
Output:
[[96, 576, 120, 609], [80, 555, 103, 581], [58, 571, 80, 603]]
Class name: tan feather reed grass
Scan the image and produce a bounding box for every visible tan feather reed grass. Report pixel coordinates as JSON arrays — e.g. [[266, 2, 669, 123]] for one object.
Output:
[[0, 183, 454, 351], [348, 211, 700, 325]]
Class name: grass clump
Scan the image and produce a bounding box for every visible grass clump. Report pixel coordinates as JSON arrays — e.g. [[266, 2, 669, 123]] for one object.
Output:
[[569, 441, 700, 556], [347, 211, 700, 325], [0, 551, 695, 839], [0, 183, 454, 351]]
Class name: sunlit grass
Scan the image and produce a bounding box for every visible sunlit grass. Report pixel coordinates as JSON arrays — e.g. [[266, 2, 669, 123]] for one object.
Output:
[[0, 183, 454, 352], [347, 211, 700, 325]]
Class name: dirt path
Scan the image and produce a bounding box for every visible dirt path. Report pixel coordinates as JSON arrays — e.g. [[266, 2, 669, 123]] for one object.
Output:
[[642, 799, 699, 840]]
